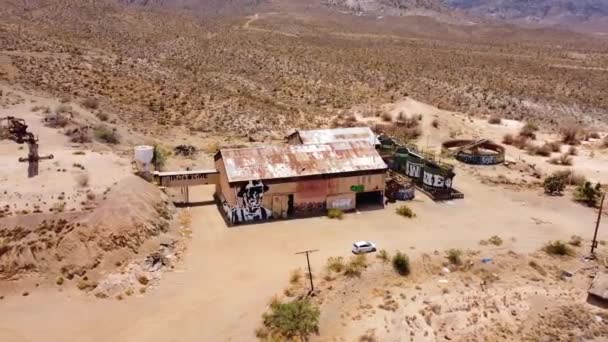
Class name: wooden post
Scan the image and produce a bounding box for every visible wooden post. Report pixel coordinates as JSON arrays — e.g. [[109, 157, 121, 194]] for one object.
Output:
[[591, 193, 606, 255], [295, 249, 318, 294]]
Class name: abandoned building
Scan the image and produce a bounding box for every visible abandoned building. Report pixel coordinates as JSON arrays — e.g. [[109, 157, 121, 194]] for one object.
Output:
[[214, 141, 388, 224], [286, 127, 380, 147]]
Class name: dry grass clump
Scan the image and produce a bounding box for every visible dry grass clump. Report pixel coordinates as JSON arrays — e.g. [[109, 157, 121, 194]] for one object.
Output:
[[376, 249, 390, 263], [94, 124, 120, 144], [446, 249, 463, 265], [76, 173, 89, 187], [289, 269, 302, 285], [548, 153, 573, 166], [567, 146, 578, 156], [326, 256, 345, 273], [44, 112, 70, 128], [395, 205, 415, 218], [137, 275, 149, 285], [327, 208, 344, 219], [526, 143, 552, 157], [95, 111, 109, 122], [381, 111, 393, 122], [559, 121, 587, 145], [519, 122, 538, 140], [544, 240, 574, 256], [488, 235, 503, 246], [488, 114, 502, 124], [343, 255, 368, 278], [568, 235, 583, 247], [81, 97, 99, 110], [392, 251, 410, 276], [552, 169, 586, 186], [503, 133, 529, 149]]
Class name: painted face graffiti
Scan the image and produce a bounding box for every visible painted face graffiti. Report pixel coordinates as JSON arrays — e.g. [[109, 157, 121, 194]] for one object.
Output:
[[230, 180, 273, 223]]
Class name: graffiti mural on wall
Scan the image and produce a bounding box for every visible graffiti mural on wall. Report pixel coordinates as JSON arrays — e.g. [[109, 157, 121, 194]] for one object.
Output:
[[294, 202, 325, 214], [229, 180, 273, 224], [422, 171, 453, 189], [329, 197, 353, 210]]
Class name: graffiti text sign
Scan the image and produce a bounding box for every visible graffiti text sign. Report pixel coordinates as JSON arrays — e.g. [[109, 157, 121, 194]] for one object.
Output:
[[350, 185, 365, 192], [158, 171, 218, 187], [329, 197, 353, 210], [422, 171, 453, 189], [405, 161, 423, 179]]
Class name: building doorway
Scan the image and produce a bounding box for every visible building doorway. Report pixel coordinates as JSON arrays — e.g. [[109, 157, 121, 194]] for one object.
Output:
[[355, 191, 384, 210]]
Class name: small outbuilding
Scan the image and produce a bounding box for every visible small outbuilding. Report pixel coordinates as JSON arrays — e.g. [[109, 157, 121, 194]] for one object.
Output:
[[286, 127, 380, 147], [214, 141, 387, 224]]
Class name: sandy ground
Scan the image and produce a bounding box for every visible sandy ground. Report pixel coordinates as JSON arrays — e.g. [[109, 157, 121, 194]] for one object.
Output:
[[1, 89, 607, 341], [1, 171, 606, 341]]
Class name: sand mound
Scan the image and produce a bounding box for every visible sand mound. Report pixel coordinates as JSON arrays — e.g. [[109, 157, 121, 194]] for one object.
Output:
[[0, 175, 175, 281]]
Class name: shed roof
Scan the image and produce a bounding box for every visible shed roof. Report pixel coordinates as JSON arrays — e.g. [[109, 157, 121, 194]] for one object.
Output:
[[218, 141, 387, 183], [293, 127, 380, 146]]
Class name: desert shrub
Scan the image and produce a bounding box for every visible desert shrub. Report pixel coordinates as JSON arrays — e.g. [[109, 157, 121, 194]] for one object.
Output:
[[544, 241, 574, 256], [567, 146, 578, 156], [343, 255, 367, 277], [574, 182, 603, 207], [327, 208, 344, 219], [548, 153, 573, 166], [81, 97, 99, 110], [392, 251, 410, 276], [376, 249, 390, 263], [446, 249, 463, 265], [502, 134, 514, 145], [262, 300, 320, 340], [488, 235, 503, 246], [543, 173, 566, 195], [431, 118, 439, 128], [546, 141, 562, 153], [602, 136, 608, 149], [395, 205, 415, 218], [56, 277, 64, 285], [44, 112, 70, 128], [66, 127, 92, 143], [587, 131, 601, 140], [137, 275, 149, 285], [76, 173, 89, 187], [343, 263, 362, 278], [560, 122, 582, 145], [326, 256, 345, 273], [289, 269, 301, 284], [488, 114, 502, 124], [94, 125, 120, 144], [519, 122, 538, 139], [526, 143, 551, 157], [381, 112, 392, 122], [55, 104, 72, 114], [95, 112, 109, 121], [351, 254, 367, 269], [569, 235, 583, 247], [153, 144, 172, 171], [553, 169, 586, 186], [503, 134, 529, 149]]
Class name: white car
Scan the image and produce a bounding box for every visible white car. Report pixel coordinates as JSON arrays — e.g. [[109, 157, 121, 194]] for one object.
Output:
[[352, 241, 377, 254]]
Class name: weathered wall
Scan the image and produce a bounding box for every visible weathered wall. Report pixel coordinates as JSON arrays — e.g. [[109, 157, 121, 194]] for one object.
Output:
[[215, 158, 235, 206], [218, 171, 386, 224]]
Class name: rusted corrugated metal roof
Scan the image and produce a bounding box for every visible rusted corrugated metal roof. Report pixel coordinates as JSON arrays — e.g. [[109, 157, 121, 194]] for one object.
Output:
[[219, 141, 387, 183], [295, 127, 380, 146]]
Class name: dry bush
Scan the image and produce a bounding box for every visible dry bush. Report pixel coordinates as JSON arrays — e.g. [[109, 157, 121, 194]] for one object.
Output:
[[289, 269, 301, 284], [546, 141, 562, 153], [567, 146, 578, 156], [44, 112, 70, 128], [81, 97, 99, 110], [327, 208, 344, 219], [569, 235, 583, 247], [95, 112, 109, 122], [137, 275, 149, 285], [488, 114, 502, 124], [396, 205, 415, 218], [94, 125, 120, 144], [488, 235, 503, 246], [431, 118, 439, 128], [55, 104, 73, 114], [526, 143, 552, 157], [76, 173, 89, 187], [502, 134, 514, 145], [560, 122, 583, 145], [519, 122, 538, 140], [202, 140, 220, 154], [548, 153, 573, 166], [544, 241, 574, 256], [446, 249, 463, 265], [326, 256, 345, 273], [553, 169, 586, 186], [381, 112, 392, 122], [601, 136, 608, 149]]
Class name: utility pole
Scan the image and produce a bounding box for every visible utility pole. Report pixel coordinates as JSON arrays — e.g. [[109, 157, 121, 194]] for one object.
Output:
[[591, 193, 606, 255], [295, 249, 318, 294]]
